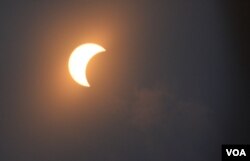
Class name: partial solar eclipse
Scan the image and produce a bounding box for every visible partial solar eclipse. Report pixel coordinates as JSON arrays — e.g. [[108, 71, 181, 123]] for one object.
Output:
[[68, 43, 106, 87]]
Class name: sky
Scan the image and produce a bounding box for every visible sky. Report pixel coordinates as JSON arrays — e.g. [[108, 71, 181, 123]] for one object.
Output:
[[0, 0, 249, 161]]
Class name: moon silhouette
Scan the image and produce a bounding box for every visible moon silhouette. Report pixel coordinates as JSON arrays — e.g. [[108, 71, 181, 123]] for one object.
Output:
[[68, 43, 106, 87]]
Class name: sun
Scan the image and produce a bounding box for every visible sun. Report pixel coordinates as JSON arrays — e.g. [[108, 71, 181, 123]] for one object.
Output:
[[68, 43, 106, 87]]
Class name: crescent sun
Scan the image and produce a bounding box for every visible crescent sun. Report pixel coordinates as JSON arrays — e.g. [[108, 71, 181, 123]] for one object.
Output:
[[68, 43, 106, 87]]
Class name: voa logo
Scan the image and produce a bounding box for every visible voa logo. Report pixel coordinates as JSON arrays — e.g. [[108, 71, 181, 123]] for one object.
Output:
[[226, 149, 246, 157]]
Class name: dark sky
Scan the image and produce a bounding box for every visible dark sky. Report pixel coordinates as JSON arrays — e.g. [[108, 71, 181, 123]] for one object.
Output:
[[0, 0, 249, 161]]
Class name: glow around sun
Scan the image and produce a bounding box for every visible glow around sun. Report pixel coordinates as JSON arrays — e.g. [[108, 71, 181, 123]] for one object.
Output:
[[68, 43, 106, 87]]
